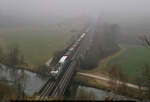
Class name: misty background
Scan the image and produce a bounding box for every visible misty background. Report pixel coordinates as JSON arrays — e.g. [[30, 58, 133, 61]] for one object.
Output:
[[1, 1, 150, 100], [0, 0, 150, 42]]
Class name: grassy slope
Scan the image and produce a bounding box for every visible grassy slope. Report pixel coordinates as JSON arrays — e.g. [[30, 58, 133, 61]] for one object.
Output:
[[108, 44, 150, 78], [98, 44, 126, 70], [80, 44, 126, 77], [0, 20, 85, 67], [80, 44, 150, 84]]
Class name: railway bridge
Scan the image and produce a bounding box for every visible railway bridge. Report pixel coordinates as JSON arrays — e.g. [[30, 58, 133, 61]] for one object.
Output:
[[35, 28, 92, 100]]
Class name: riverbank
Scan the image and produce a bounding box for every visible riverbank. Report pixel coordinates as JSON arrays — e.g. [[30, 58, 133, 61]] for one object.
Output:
[[74, 45, 148, 100], [0, 63, 49, 77], [0, 82, 19, 101], [108, 44, 150, 80], [74, 85, 139, 101], [74, 72, 146, 100], [0, 64, 49, 97], [79, 44, 126, 76]]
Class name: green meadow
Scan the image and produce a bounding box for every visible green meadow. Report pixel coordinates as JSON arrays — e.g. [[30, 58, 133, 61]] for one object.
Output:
[[108, 44, 150, 79], [0, 21, 85, 67]]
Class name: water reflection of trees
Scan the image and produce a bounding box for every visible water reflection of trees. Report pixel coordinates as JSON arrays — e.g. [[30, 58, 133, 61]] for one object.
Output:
[[0, 64, 3, 70], [15, 69, 28, 99], [36, 74, 48, 81], [9, 67, 28, 99], [9, 68, 18, 81], [0, 65, 48, 99], [74, 88, 96, 100]]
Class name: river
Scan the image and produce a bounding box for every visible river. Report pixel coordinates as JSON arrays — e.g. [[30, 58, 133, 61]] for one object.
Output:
[[0, 64, 147, 101], [0, 64, 49, 96], [76, 85, 140, 101]]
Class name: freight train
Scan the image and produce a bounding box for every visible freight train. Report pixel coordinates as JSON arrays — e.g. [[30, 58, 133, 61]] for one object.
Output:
[[50, 32, 86, 80]]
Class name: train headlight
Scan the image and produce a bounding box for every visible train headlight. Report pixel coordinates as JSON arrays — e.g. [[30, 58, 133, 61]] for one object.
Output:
[[50, 71, 58, 77], [50, 71, 55, 76]]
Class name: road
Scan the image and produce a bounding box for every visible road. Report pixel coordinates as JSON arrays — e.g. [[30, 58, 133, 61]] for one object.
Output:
[[78, 72, 147, 90]]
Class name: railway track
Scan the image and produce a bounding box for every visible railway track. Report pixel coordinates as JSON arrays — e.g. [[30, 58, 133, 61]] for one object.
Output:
[[36, 29, 90, 100], [51, 61, 76, 97], [36, 60, 77, 100], [53, 46, 81, 96], [39, 82, 55, 99]]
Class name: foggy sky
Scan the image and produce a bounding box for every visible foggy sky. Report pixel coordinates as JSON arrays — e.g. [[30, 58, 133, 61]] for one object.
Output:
[[0, 0, 150, 29]]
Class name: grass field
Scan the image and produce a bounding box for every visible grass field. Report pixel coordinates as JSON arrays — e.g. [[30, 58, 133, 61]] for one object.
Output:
[[0, 20, 86, 67], [83, 44, 150, 84], [108, 44, 150, 79]]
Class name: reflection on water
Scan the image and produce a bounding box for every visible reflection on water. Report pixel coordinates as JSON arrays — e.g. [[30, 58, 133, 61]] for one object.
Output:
[[76, 85, 140, 101], [0, 64, 49, 96]]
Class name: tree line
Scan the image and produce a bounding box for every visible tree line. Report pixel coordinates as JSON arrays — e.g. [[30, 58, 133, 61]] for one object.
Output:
[[80, 20, 120, 69], [0, 44, 25, 67], [107, 35, 150, 100]]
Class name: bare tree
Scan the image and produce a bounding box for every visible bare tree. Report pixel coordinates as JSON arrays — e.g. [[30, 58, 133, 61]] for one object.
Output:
[[108, 64, 128, 94], [139, 34, 150, 99], [135, 76, 144, 98], [139, 34, 150, 48], [20, 55, 25, 64], [0, 46, 3, 62], [8, 45, 20, 66], [0, 46, 2, 55], [142, 65, 150, 99]]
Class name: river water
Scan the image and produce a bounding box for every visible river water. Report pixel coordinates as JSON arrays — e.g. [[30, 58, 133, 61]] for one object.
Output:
[[0, 64, 48, 96], [0, 64, 147, 101], [76, 85, 140, 101]]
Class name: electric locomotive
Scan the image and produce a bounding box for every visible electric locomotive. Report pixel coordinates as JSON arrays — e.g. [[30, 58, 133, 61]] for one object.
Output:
[[50, 32, 86, 80]]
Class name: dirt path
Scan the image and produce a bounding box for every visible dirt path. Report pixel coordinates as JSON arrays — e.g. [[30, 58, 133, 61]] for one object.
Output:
[[78, 72, 147, 90], [77, 45, 147, 90]]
